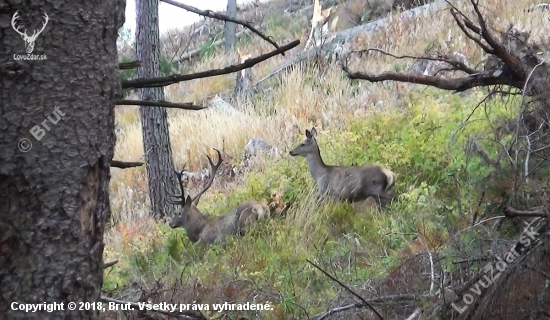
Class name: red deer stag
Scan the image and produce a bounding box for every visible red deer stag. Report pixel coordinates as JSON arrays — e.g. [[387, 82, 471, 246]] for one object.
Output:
[[289, 127, 396, 209], [168, 149, 268, 244]]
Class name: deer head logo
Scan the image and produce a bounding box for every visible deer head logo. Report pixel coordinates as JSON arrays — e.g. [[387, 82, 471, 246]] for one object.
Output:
[[11, 11, 49, 54]]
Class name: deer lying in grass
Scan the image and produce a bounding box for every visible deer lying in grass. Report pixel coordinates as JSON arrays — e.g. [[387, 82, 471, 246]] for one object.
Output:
[[168, 149, 269, 244], [289, 127, 396, 209]]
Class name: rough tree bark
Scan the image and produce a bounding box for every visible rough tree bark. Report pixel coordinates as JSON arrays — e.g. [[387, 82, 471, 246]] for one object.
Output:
[[225, 0, 237, 52], [0, 0, 125, 318], [136, 0, 178, 218]]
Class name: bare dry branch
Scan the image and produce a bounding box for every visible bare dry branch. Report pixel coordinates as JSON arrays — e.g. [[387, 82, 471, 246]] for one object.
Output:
[[103, 260, 118, 269], [119, 61, 141, 70], [116, 99, 205, 110], [405, 308, 422, 320], [307, 259, 384, 320], [342, 66, 521, 92], [360, 48, 478, 75], [161, 0, 281, 53], [111, 160, 144, 169], [468, 0, 525, 80], [311, 294, 422, 320], [504, 206, 548, 218], [448, 7, 493, 54], [122, 40, 300, 89]]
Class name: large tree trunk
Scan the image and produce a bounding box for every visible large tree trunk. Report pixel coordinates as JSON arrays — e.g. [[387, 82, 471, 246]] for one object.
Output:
[[136, 0, 178, 218], [0, 0, 125, 318]]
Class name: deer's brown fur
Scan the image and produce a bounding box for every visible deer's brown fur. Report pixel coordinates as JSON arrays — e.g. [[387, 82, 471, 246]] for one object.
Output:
[[289, 127, 397, 208], [168, 149, 268, 244]]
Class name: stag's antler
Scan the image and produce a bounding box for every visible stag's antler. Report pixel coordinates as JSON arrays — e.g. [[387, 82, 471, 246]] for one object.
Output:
[[167, 148, 223, 207], [167, 163, 189, 206], [191, 148, 223, 205]]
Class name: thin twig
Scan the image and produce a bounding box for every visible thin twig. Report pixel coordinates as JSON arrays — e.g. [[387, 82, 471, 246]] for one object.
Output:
[[418, 237, 436, 295], [306, 259, 384, 320], [354, 48, 477, 74]]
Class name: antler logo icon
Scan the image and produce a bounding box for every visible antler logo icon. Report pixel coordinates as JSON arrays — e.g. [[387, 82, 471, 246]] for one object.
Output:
[[11, 11, 49, 54]]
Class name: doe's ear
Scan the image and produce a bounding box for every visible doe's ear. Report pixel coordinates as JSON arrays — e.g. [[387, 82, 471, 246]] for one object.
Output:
[[305, 129, 312, 139], [310, 127, 318, 138]]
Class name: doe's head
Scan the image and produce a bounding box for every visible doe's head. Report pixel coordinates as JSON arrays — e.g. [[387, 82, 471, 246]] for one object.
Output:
[[289, 127, 318, 157]]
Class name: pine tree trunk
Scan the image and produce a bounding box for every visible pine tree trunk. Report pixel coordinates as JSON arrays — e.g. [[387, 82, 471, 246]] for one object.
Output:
[[136, 0, 178, 218], [0, 0, 125, 318]]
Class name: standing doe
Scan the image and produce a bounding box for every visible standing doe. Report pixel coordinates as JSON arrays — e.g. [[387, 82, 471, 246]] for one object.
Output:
[[168, 149, 268, 244], [289, 127, 396, 209]]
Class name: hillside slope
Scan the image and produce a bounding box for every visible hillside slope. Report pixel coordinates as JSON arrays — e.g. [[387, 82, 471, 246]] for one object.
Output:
[[105, 0, 550, 319]]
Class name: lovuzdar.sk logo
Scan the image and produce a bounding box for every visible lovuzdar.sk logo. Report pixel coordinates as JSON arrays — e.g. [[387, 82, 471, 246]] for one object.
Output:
[[11, 10, 49, 60]]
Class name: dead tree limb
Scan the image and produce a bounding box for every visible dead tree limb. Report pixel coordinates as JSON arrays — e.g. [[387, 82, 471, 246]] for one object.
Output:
[[161, 0, 282, 53], [504, 206, 548, 218], [103, 260, 118, 269], [119, 61, 141, 70], [111, 160, 144, 169], [116, 99, 205, 110], [343, 65, 520, 92], [122, 40, 300, 89]]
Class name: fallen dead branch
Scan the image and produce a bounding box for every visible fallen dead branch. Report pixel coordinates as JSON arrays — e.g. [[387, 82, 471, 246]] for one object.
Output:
[[504, 206, 548, 218]]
